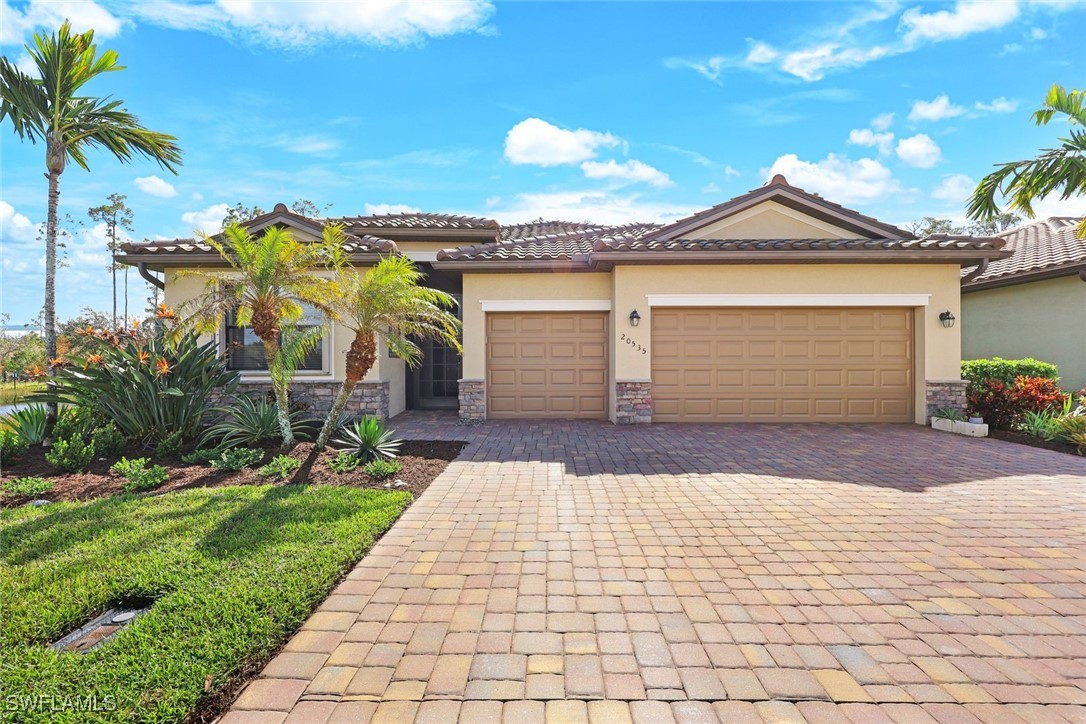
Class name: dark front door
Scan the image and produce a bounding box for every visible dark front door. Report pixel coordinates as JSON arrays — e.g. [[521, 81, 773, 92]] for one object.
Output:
[[408, 291, 462, 410]]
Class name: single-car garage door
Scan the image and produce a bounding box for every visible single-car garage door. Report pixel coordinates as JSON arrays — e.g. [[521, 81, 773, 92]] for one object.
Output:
[[652, 307, 913, 422], [487, 312, 608, 419]]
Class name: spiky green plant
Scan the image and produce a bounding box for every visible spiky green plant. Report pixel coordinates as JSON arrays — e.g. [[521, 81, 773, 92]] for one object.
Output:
[[334, 417, 401, 463]]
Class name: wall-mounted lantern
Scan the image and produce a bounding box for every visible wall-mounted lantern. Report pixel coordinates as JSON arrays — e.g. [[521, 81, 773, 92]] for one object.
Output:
[[939, 310, 956, 328], [629, 310, 641, 327]]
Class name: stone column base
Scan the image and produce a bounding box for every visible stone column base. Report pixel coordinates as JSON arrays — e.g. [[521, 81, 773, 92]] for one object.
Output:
[[616, 380, 652, 425], [925, 379, 968, 421], [458, 379, 486, 421]]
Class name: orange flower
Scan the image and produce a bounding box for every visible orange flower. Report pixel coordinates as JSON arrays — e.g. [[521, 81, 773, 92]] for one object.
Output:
[[137, 349, 151, 365], [131, 318, 141, 329], [79, 325, 96, 336], [156, 304, 176, 320], [25, 365, 45, 379], [83, 354, 104, 370], [50, 357, 68, 368], [155, 357, 171, 376]]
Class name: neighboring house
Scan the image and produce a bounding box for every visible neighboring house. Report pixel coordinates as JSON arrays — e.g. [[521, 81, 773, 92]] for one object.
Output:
[[961, 216, 1086, 392], [117, 176, 1007, 425]]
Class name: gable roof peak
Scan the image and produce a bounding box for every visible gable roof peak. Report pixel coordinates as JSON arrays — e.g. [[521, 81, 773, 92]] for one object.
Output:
[[272, 202, 289, 213], [767, 173, 790, 187]]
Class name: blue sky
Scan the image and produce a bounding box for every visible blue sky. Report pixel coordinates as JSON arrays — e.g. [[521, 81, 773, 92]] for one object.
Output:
[[2, 0, 1084, 324]]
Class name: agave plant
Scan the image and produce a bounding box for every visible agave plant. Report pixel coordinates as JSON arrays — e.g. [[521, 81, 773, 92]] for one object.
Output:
[[2, 404, 48, 444], [333, 417, 401, 463], [200, 395, 311, 449]]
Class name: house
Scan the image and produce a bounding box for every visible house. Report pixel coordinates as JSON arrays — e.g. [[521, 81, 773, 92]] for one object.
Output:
[[961, 216, 1086, 392], [117, 176, 1008, 425]]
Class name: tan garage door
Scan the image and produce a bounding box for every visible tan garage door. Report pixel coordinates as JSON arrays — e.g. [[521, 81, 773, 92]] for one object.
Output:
[[487, 312, 608, 419], [652, 307, 913, 422]]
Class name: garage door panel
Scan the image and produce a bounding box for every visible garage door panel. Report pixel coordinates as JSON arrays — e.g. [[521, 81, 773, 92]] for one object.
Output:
[[487, 312, 608, 419], [652, 307, 912, 423]]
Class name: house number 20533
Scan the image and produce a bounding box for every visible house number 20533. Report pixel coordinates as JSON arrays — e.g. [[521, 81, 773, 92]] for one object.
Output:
[[620, 333, 648, 355]]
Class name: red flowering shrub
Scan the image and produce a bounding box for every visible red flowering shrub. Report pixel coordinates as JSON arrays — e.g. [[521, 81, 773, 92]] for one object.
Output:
[[1010, 376, 1067, 414], [966, 379, 1018, 430]]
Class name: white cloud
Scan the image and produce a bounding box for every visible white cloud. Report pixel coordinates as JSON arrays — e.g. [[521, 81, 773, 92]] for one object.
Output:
[[271, 134, 340, 155], [745, 42, 778, 64], [663, 56, 727, 83], [975, 97, 1019, 113], [701, 183, 721, 194], [901, 0, 1020, 44], [764, 153, 905, 204], [1001, 42, 1024, 54], [0, 0, 126, 46], [486, 190, 699, 226], [484, 196, 501, 208], [909, 95, 967, 122], [848, 128, 895, 155], [896, 134, 942, 168], [723, 165, 741, 177], [871, 112, 895, 131], [932, 174, 977, 202], [181, 203, 230, 235], [192, 192, 204, 201], [1027, 193, 1086, 219], [134, 175, 178, 198], [580, 159, 673, 188], [779, 43, 893, 82], [1029, 27, 1048, 40], [129, 0, 494, 49], [0, 200, 39, 243], [504, 118, 619, 167], [363, 203, 421, 216]]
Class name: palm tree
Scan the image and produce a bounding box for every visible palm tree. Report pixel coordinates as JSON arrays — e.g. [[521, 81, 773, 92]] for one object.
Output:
[[0, 22, 182, 427], [969, 84, 1086, 238], [315, 255, 461, 449], [178, 223, 341, 450]]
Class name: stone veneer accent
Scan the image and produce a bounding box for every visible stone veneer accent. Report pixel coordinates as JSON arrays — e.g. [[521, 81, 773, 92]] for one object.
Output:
[[615, 380, 652, 425], [925, 379, 969, 421], [458, 379, 486, 421], [212, 380, 390, 420]]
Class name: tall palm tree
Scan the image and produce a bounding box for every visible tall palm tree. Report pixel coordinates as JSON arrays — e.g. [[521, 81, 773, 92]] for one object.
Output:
[[315, 255, 461, 449], [178, 223, 341, 450], [0, 22, 182, 427], [969, 84, 1086, 238]]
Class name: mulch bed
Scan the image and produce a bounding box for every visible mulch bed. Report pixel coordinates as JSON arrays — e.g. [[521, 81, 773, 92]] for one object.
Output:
[[990, 428, 1083, 457], [0, 439, 467, 508]]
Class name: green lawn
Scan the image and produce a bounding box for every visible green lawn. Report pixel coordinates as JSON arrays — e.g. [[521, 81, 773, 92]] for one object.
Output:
[[0, 380, 45, 406], [0, 485, 411, 723]]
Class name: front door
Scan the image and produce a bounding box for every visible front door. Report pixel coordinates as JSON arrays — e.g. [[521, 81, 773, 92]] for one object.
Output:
[[409, 293, 462, 410]]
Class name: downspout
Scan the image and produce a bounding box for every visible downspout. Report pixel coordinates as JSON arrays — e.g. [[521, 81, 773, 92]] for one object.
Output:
[[961, 257, 989, 284], [137, 262, 165, 290]]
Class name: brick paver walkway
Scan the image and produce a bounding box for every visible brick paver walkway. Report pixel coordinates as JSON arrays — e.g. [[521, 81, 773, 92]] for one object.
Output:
[[225, 416, 1086, 723]]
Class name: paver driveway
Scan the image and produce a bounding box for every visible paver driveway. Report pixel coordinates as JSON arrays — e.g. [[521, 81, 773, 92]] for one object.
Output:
[[225, 417, 1086, 723]]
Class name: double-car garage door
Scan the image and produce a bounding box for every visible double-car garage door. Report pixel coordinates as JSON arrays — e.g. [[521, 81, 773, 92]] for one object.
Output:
[[652, 307, 913, 422], [484, 307, 913, 422]]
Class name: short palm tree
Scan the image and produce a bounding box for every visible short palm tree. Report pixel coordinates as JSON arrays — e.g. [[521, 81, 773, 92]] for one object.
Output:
[[0, 22, 183, 426], [968, 84, 1086, 238], [178, 223, 342, 450], [315, 255, 461, 449]]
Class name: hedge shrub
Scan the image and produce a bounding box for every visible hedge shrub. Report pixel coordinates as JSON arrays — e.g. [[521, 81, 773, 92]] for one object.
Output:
[[962, 357, 1059, 387]]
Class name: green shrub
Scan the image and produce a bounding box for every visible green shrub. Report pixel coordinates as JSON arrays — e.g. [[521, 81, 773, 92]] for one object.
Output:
[[0, 429, 29, 465], [90, 424, 126, 458], [334, 417, 400, 463], [933, 407, 965, 422], [329, 451, 360, 473], [258, 454, 302, 480], [362, 458, 402, 479], [2, 476, 53, 497], [156, 430, 184, 459], [1019, 410, 1058, 440], [110, 457, 170, 492], [962, 357, 1059, 387], [210, 447, 264, 472], [34, 330, 238, 445], [1053, 413, 1086, 444], [201, 395, 311, 448], [52, 406, 99, 443], [181, 448, 220, 465], [3, 404, 47, 445], [45, 436, 96, 473]]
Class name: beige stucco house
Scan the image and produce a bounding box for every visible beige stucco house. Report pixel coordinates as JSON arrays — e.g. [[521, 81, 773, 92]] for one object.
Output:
[[961, 216, 1086, 392], [117, 176, 1008, 425]]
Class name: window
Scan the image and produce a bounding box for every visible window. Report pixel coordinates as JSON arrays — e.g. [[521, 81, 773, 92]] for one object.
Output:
[[224, 303, 325, 372]]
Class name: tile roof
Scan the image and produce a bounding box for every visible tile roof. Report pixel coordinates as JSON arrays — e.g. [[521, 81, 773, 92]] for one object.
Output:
[[962, 216, 1086, 288], [119, 233, 396, 257], [499, 221, 608, 241], [336, 212, 498, 232], [439, 222, 662, 262], [596, 235, 1006, 253]]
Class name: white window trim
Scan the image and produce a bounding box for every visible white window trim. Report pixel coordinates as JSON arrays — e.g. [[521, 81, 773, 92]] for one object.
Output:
[[645, 293, 931, 307], [480, 299, 612, 312]]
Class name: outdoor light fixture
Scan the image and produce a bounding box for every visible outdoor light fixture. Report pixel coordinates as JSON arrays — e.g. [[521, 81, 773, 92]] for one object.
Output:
[[629, 310, 641, 327], [939, 310, 956, 328]]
